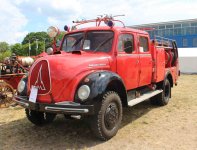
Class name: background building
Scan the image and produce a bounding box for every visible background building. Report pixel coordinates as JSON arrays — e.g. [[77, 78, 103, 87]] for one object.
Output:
[[131, 18, 197, 48], [130, 19, 197, 74]]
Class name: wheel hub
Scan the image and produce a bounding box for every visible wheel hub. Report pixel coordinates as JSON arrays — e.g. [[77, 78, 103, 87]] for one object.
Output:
[[104, 103, 119, 130], [0, 92, 7, 99]]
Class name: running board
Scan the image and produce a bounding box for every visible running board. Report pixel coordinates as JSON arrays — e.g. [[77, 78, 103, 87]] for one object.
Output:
[[128, 90, 163, 107]]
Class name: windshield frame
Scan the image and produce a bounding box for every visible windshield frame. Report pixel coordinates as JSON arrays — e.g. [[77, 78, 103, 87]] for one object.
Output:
[[60, 30, 114, 53]]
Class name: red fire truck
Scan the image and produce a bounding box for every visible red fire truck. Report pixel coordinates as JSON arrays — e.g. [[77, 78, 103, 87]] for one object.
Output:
[[14, 15, 179, 140]]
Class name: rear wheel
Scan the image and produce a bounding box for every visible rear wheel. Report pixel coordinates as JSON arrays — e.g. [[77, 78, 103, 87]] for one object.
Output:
[[151, 79, 171, 106], [89, 91, 122, 141], [25, 109, 56, 126]]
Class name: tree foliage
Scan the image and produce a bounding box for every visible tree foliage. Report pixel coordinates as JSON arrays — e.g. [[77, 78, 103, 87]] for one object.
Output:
[[0, 42, 11, 61], [2, 31, 66, 57], [22, 41, 45, 56], [0, 50, 11, 62], [22, 32, 52, 48], [0, 42, 10, 52], [10, 43, 23, 56]]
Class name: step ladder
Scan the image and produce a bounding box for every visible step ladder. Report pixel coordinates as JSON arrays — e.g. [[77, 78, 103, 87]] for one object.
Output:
[[128, 90, 163, 107]]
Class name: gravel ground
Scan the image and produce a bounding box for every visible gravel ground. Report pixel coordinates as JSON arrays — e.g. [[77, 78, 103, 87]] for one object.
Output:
[[0, 75, 197, 150]]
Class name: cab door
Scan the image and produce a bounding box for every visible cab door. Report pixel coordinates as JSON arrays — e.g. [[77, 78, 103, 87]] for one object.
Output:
[[138, 34, 152, 87], [116, 33, 139, 90]]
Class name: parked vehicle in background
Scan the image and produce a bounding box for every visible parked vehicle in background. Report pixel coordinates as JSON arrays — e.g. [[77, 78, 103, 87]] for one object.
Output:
[[0, 54, 34, 107]]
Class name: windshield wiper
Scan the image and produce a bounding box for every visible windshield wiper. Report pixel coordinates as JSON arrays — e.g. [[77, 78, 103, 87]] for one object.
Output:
[[94, 36, 113, 52], [66, 36, 83, 53], [72, 36, 83, 48]]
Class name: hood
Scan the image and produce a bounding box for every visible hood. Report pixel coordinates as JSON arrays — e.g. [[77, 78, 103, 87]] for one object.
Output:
[[28, 52, 111, 103]]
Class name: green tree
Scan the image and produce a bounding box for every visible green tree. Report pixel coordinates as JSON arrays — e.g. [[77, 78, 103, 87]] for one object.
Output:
[[0, 42, 11, 61], [22, 32, 52, 49], [22, 41, 44, 56], [0, 50, 12, 62], [10, 43, 23, 55], [21, 31, 66, 55], [0, 42, 10, 52]]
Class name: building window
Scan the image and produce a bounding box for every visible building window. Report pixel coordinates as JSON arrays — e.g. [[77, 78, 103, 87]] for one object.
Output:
[[166, 25, 173, 29], [191, 22, 197, 27], [174, 28, 181, 35], [165, 29, 170, 36], [186, 27, 192, 35], [169, 29, 174, 36], [159, 25, 165, 29], [193, 38, 197, 47], [182, 38, 188, 47], [182, 23, 190, 27], [174, 24, 181, 28], [195, 27, 197, 34]]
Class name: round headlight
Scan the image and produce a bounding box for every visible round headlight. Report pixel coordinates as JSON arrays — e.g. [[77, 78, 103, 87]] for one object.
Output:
[[78, 85, 90, 101], [47, 26, 59, 38], [17, 80, 26, 93]]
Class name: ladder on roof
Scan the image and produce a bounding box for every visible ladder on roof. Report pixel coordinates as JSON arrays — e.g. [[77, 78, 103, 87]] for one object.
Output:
[[71, 14, 126, 30], [153, 36, 177, 49]]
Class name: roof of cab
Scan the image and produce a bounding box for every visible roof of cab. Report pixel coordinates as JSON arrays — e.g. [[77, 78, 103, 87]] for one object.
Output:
[[68, 26, 148, 35]]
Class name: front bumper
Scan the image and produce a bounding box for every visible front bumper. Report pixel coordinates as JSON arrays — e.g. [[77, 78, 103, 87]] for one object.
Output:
[[13, 95, 94, 115]]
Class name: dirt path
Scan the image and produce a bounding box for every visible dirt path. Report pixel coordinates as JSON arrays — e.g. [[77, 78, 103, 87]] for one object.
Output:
[[0, 75, 197, 150]]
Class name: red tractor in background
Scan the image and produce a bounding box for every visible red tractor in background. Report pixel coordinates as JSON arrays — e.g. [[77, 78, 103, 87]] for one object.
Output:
[[0, 53, 43, 107], [14, 15, 179, 140]]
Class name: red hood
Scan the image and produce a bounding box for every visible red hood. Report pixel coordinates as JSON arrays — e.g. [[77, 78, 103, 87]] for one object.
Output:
[[28, 52, 111, 103]]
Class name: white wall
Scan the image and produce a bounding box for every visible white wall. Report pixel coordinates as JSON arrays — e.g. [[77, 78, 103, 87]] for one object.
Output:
[[178, 48, 197, 73], [179, 57, 197, 73]]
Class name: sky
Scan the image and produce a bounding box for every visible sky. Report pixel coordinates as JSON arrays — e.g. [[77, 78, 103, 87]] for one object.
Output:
[[0, 0, 197, 44]]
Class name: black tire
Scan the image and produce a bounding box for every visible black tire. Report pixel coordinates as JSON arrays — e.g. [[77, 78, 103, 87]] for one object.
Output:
[[25, 109, 56, 126], [150, 79, 171, 106], [89, 91, 122, 141]]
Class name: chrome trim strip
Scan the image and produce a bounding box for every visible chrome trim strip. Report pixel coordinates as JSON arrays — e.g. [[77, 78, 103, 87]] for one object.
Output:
[[45, 106, 89, 113], [13, 98, 29, 107], [14, 95, 28, 101], [55, 101, 81, 106]]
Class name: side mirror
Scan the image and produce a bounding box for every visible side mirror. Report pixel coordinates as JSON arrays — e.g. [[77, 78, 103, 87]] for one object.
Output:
[[124, 41, 133, 53], [46, 47, 53, 55]]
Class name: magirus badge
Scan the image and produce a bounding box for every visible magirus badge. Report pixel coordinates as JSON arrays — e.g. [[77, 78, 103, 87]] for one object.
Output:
[[34, 65, 46, 91], [30, 60, 51, 95]]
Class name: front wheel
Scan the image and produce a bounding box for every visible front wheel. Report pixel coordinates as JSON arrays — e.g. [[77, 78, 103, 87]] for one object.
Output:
[[89, 91, 122, 141], [25, 109, 56, 126], [150, 79, 171, 106]]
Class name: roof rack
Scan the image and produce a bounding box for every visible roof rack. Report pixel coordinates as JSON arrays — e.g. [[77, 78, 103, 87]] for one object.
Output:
[[152, 36, 177, 49], [71, 14, 125, 30]]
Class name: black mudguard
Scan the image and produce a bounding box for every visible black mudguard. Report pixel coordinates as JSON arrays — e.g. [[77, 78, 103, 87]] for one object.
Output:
[[75, 70, 126, 105]]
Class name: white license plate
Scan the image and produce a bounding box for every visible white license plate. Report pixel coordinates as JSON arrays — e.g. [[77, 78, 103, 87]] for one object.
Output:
[[29, 86, 38, 103]]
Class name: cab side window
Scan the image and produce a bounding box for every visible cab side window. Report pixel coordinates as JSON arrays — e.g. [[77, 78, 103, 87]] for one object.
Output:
[[118, 34, 134, 53], [139, 36, 149, 52]]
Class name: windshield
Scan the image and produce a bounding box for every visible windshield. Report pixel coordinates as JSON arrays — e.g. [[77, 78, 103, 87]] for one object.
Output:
[[62, 31, 114, 52]]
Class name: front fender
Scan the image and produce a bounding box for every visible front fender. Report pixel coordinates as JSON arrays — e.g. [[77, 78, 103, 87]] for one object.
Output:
[[74, 71, 126, 105]]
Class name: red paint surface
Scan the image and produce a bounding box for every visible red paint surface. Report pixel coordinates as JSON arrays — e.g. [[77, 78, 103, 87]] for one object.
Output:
[[28, 26, 179, 103]]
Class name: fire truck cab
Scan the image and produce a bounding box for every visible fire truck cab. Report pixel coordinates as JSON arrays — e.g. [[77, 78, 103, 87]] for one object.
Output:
[[14, 15, 179, 140]]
